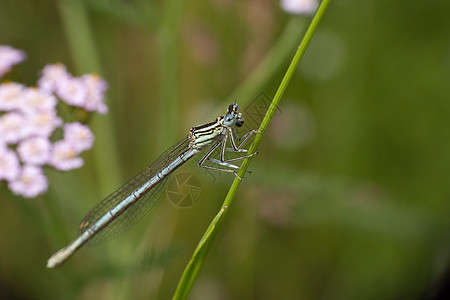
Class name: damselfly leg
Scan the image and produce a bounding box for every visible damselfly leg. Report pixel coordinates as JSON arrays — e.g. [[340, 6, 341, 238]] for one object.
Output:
[[198, 128, 260, 178], [226, 128, 261, 153]]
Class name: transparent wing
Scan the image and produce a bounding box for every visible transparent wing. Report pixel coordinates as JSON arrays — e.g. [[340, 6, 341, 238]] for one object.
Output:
[[79, 137, 191, 245]]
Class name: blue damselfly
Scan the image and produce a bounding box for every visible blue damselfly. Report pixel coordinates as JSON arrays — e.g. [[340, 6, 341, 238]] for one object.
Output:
[[47, 103, 258, 268]]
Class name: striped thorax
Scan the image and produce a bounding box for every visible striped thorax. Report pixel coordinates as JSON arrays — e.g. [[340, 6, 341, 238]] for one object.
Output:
[[189, 103, 244, 149]]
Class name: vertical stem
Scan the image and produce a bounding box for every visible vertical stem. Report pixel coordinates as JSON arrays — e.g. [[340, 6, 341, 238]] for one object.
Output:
[[57, 0, 122, 195], [159, 0, 185, 147], [173, 0, 332, 299]]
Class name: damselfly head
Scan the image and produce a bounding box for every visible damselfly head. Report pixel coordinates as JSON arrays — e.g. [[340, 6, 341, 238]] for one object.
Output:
[[224, 102, 244, 127]]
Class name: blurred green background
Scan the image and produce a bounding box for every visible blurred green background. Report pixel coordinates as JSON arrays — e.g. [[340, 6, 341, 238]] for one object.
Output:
[[1, 0, 450, 299]]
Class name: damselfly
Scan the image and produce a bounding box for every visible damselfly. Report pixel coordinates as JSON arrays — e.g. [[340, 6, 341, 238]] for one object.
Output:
[[47, 103, 259, 268]]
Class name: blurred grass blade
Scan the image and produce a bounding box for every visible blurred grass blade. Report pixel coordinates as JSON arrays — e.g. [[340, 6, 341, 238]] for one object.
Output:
[[172, 0, 332, 299], [230, 17, 308, 106], [57, 0, 122, 195]]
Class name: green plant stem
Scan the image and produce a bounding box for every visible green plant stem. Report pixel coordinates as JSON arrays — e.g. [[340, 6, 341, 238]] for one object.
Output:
[[159, 0, 185, 147], [172, 1, 331, 299], [57, 0, 121, 195]]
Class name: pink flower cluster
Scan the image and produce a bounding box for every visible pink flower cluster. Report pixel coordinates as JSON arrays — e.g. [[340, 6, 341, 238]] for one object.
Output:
[[0, 46, 108, 198], [38, 64, 108, 114]]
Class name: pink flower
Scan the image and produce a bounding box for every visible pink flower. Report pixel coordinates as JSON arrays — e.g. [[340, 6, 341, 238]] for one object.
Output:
[[38, 63, 109, 114], [0, 45, 26, 77], [22, 88, 58, 113], [0, 82, 27, 111], [17, 137, 52, 165], [0, 111, 29, 144], [37, 63, 70, 94], [50, 140, 84, 171], [81, 74, 108, 114], [56, 76, 88, 107], [0, 145, 21, 181], [25, 109, 62, 138], [63, 122, 94, 152], [8, 165, 48, 198]]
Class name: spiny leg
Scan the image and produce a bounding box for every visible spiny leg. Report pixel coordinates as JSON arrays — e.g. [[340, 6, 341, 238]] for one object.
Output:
[[226, 129, 260, 152], [213, 150, 258, 164], [198, 129, 260, 179], [198, 136, 242, 179], [198, 140, 221, 167], [215, 131, 257, 165], [220, 133, 228, 162], [213, 128, 260, 165], [198, 140, 238, 171], [205, 133, 241, 169]]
